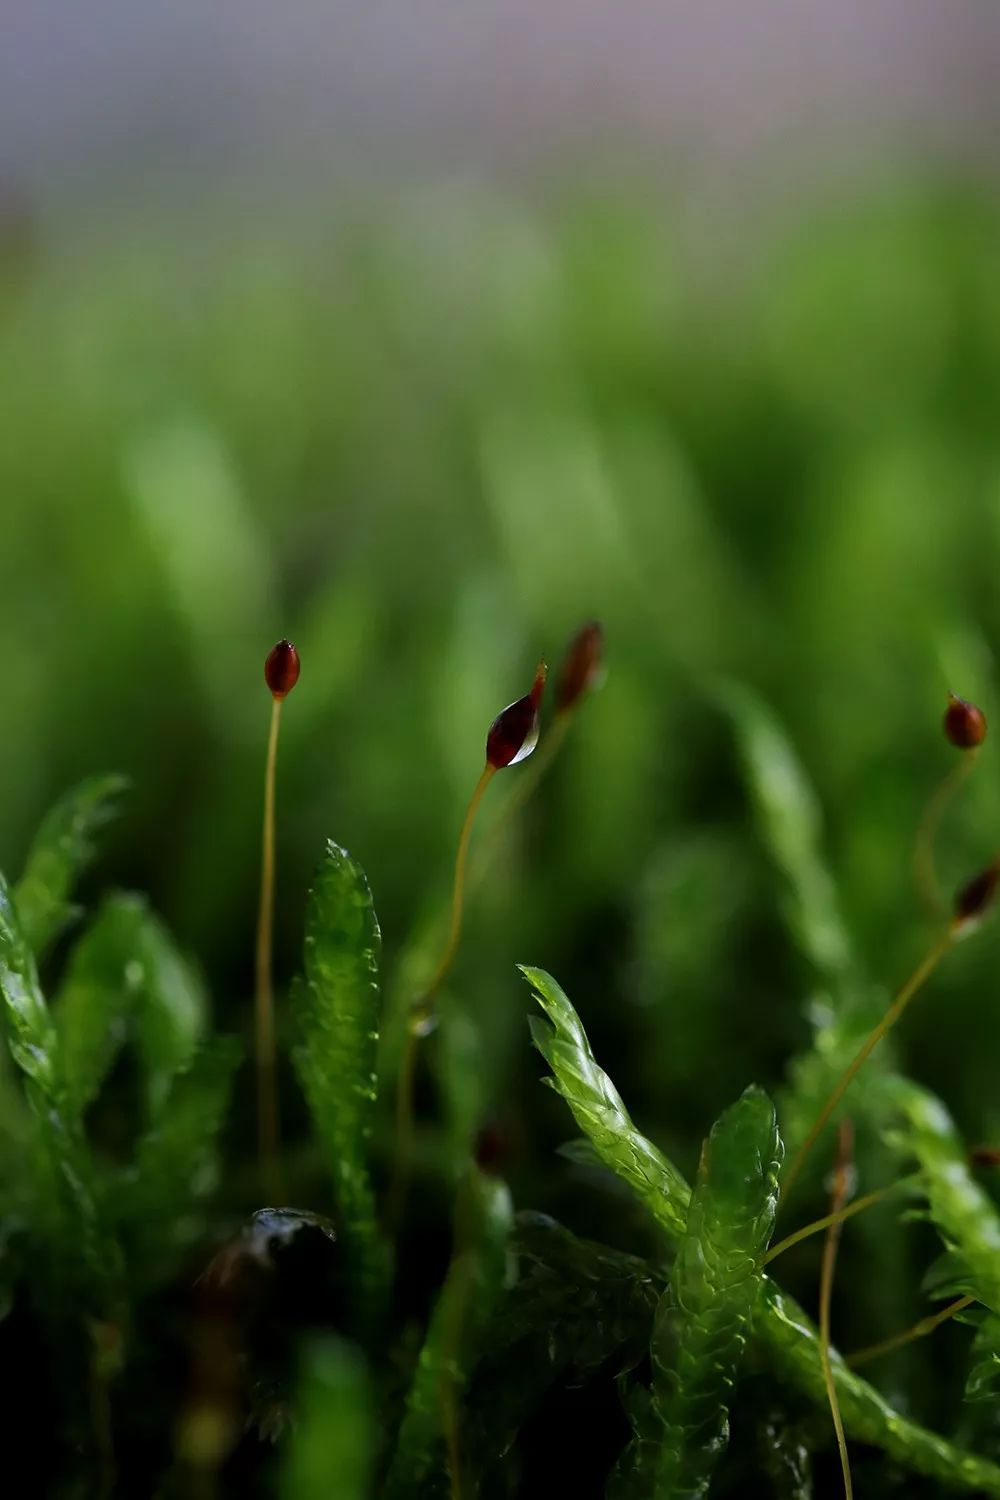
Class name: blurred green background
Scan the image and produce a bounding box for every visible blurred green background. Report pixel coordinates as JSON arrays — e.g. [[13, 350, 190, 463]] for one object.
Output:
[[6, 163, 1000, 1471], [5, 183, 1000, 1331]]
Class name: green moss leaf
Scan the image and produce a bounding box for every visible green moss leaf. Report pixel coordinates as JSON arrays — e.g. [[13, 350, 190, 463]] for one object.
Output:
[[893, 1080, 1000, 1314], [293, 841, 385, 1316], [0, 871, 123, 1315], [718, 684, 853, 988], [522, 964, 690, 1239], [14, 774, 129, 961], [525, 963, 1000, 1496], [647, 1086, 781, 1498]]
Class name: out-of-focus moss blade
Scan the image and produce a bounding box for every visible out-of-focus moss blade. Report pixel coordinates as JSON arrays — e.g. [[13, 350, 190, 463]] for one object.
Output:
[[386, 1167, 512, 1498], [55, 893, 207, 1120], [718, 684, 853, 989], [119, 1036, 239, 1286], [649, 1085, 781, 1498], [893, 1080, 1000, 1314], [14, 774, 129, 961], [292, 841, 385, 1313], [522, 965, 690, 1238], [282, 1338, 374, 1500]]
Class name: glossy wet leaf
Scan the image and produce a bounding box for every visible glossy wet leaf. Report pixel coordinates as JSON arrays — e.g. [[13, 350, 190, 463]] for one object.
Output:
[[292, 841, 385, 1318], [645, 1086, 781, 1498], [14, 774, 129, 961], [522, 964, 690, 1238], [0, 871, 123, 1314], [387, 1166, 513, 1498], [282, 1338, 373, 1500]]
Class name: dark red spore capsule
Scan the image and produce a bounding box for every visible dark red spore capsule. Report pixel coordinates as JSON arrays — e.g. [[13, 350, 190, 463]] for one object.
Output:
[[485, 660, 546, 769], [971, 1146, 1000, 1169], [953, 859, 1000, 927], [555, 620, 605, 713], [944, 693, 987, 749], [264, 640, 300, 700]]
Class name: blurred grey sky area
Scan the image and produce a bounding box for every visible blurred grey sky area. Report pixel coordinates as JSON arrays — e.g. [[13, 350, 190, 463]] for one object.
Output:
[[3, 0, 1000, 219]]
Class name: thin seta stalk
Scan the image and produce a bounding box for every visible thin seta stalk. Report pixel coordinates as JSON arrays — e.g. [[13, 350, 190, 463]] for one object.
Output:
[[388, 659, 547, 1228], [255, 639, 300, 1201], [782, 848, 1000, 1205], [914, 693, 986, 920], [764, 1172, 921, 1266], [820, 1118, 855, 1500], [847, 1294, 975, 1370]]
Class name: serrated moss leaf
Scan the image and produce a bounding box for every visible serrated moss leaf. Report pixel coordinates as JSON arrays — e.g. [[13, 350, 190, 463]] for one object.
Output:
[[525, 964, 1000, 1496], [14, 774, 129, 961], [283, 1338, 374, 1500], [719, 685, 853, 988], [649, 1086, 781, 1499], [0, 872, 123, 1314], [522, 966, 690, 1239], [293, 841, 384, 1312], [387, 1168, 513, 1498]]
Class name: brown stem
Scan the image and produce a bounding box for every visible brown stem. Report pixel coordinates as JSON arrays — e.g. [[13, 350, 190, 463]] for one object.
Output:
[[819, 1120, 854, 1500], [255, 696, 283, 1199]]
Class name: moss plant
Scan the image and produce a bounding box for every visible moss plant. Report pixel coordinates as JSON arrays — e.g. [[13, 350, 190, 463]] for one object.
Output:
[[4, 657, 1000, 1500]]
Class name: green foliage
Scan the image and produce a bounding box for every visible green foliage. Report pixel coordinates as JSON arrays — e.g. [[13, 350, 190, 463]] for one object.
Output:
[[9, 193, 1000, 1492], [718, 684, 854, 992], [14, 774, 129, 962], [646, 1086, 781, 1499], [283, 1339, 374, 1500], [467, 1214, 661, 1481], [895, 1080, 1000, 1313], [119, 1036, 240, 1286], [527, 961, 1000, 1495], [387, 1166, 513, 1498], [523, 965, 691, 1239], [757, 1280, 1000, 1494], [54, 890, 206, 1120], [0, 870, 124, 1315], [293, 840, 385, 1314]]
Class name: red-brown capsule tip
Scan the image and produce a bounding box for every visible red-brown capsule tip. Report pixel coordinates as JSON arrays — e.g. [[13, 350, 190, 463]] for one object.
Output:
[[555, 620, 605, 713], [264, 640, 300, 700], [953, 858, 1000, 930], [944, 693, 987, 749], [485, 659, 547, 769], [971, 1146, 1000, 1169]]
